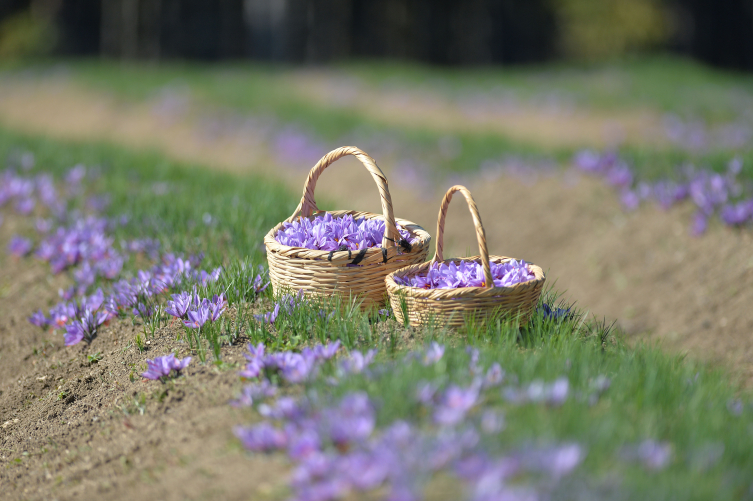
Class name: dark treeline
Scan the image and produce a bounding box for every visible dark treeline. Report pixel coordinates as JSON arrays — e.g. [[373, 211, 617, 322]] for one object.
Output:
[[2, 0, 752, 70]]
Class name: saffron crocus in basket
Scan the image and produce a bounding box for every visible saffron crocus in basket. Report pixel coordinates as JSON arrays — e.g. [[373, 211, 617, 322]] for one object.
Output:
[[394, 259, 535, 289], [275, 213, 414, 251]]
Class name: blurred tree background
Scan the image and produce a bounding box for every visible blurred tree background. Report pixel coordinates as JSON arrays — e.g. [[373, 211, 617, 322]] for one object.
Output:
[[0, 0, 751, 69]]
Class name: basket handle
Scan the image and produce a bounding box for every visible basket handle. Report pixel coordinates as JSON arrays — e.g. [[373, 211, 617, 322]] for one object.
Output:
[[287, 146, 401, 248], [431, 185, 494, 288]]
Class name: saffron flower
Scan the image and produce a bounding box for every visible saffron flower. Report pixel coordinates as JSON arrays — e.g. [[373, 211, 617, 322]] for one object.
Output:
[[208, 293, 227, 321], [433, 383, 481, 426], [339, 349, 377, 374], [141, 353, 192, 380], [254, 303, 280, 325], [421, 342, 445, 366], [184, 302, 210, 329], [252, 272, 270, 294], [233, 422, 288, 452], [165, 290, 195, 319], [28, 310, 48, 328], [8, 235, 33, 257], [64, 309, 108, 346], [503, 377, 570, 407]]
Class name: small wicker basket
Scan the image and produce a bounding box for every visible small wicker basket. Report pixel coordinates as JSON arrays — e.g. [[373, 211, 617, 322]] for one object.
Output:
[[264, 146, 431, 309], [385, 185, 545, 327]]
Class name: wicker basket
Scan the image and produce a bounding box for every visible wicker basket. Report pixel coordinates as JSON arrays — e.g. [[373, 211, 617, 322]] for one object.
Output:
[[264, 146, 431, 309], [385, 185, 545, 327]]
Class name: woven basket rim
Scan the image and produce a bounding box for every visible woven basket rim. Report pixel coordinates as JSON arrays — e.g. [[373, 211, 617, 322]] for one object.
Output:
[[385, 255, 546, 298], [264, 209, 431, 259]]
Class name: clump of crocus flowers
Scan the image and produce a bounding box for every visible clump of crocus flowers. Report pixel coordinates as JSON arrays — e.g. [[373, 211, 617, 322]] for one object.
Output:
[[232, 342, 593, 501], [275, 212, 415, 251], [239, 340, 341, 383], [141, 353, 192, 380], [394, 259, 535, 289], [165, 289, 227, 329], [574, 150, 753, 235]]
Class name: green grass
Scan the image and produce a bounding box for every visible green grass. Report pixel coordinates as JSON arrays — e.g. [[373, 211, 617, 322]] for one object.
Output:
[[3, 122, 753, 500], [0, 127, 297, 267]]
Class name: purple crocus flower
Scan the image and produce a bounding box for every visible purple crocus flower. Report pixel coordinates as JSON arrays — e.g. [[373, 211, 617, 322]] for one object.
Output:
[[254, 303, 280, 325], [165, 290, 194, 318], [620, 189, 640, 211], [64, 322, 86, 346], [234, 422, 288, 452], [141, 353, 192, 380], [8, 235, 33, 257], [132, 302, 154, 318], [433, 383, 481, 426], [184, 303, 210, 329], [252, 273, 270, 294], [339, 349, 377, 374], [313, 340, 341, 359], [230, 380, 277, 407], [691, 211, 708, 236], [326, 393, 376, 446], [620, 440, 672, 470], [503, 377, 570, 407], [422, 342, 445, 366], [720, 200, 753, 226], [64, 309, 108, 346], [484, 363, 505, 387], [14, 197, 35, 215], [28, 310, 48, 328], [523, 443, 585, 478], [208, 293, 227, 321]]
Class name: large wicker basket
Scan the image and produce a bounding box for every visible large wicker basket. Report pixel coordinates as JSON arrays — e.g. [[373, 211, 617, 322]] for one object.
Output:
[[264, 146, 431, 309], [385, 185, 545, 327]]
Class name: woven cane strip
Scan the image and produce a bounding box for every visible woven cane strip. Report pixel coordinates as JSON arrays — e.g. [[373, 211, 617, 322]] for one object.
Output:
[[385, 185, 545, 327], [264, 148, 431, 308]]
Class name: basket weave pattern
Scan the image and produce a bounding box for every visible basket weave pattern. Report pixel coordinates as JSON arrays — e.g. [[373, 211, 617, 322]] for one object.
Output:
[[385, 185, 545, 327], [264, 146, 431, 308]]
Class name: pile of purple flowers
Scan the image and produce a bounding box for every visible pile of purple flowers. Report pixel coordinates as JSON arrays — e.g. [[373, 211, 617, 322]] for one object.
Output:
[[275, 213, 415, 251], [141, 353, 192, 380], [232, 342, 589, 501], [165, 289, 227, 329], [394, 259, 535, 289], [574, 150, 753, 235]]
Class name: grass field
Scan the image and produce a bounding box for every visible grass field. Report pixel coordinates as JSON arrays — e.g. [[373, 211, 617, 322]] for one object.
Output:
[[1, 126, 752, 500], [4, 56, 753, 181]]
